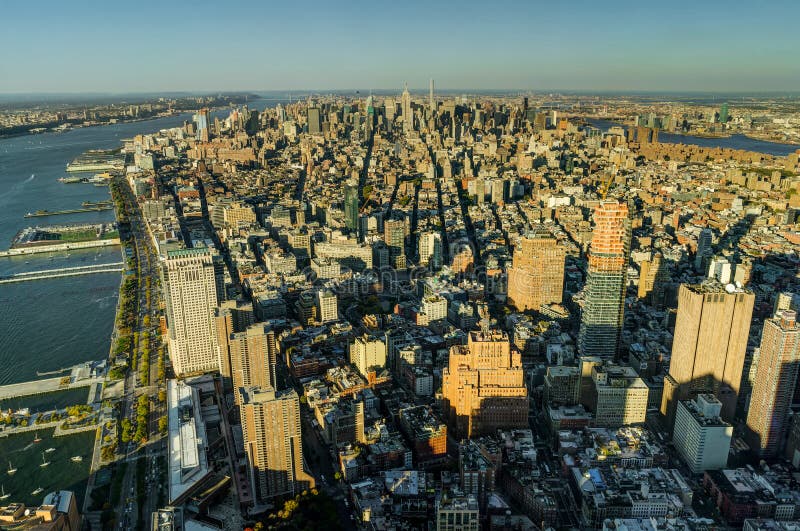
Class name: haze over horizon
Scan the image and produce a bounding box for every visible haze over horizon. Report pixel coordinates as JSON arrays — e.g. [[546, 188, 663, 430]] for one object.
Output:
[[1, 0, 798, 95]]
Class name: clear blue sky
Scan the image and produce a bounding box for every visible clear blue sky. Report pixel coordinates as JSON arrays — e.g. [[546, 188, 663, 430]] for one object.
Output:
[[1, 0, 798, 94]]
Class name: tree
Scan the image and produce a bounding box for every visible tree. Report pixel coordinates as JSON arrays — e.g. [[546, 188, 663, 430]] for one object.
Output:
[[158, 417, 168, 434], [121, 418, 132, 443]]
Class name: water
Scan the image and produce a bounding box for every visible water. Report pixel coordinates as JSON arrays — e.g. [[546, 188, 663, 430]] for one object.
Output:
[[0, 98, 281, 385], [0, 428, 94, 508], [585, 118, 799, 157]]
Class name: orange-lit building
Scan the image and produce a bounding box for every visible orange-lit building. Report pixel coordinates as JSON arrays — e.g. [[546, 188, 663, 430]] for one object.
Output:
[[441, 328, 528, 438]]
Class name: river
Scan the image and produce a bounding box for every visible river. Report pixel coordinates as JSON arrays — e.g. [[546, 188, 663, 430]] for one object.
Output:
[[0, 97, 280, 384]]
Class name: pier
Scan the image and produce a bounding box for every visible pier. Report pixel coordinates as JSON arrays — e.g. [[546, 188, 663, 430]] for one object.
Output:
[[24, 206, 113, 218], [0, 237, 120, 257], [0, 262, 124, 284]]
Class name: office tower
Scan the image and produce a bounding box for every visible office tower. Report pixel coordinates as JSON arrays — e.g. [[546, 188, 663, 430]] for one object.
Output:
[[507, 232, 566, 312], [240, 387, 315, 502], [774, 291, 800, 315], [719, 102, 729, 124], [350, 334, 387, 377], [673, 394, 732, 473], [229, 324, 277, 403], [441, 327, 528, 438], [746, 310, 800, 457], [344, 179, 359, 232], [401, 82, 413, 133], [307, 105, 321, 134], [695, 228, 712, 271], [384, 217, 406, 268], [660, 282, 755, 425], [592, 363, 649, 427], [708, 256, 733, 284], [163, 247, 219, 377], [418, 230, 443, 270], [578, 201, 631, 358], [317, 289, 338, 323], [638, 251, 669, 308], [215, 299, 255, 383], [429, 79, 435, 111]]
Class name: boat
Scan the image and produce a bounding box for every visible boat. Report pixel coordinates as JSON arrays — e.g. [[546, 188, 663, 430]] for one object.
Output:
[[39, 453, 50, 468], [31, 487, 43, 496], [70, 456, 83, 463], [7, 462, 16, 475], [45, 447, 56, 453], [33, 432, 41, 443], [0, 486, 9, 501]]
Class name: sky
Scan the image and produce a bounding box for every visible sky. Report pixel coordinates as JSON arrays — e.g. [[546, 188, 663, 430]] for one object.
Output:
[[1, 0, 798, 94]]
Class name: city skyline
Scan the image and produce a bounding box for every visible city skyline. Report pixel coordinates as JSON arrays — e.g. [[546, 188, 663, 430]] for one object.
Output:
[[1, 0, 799, 94]]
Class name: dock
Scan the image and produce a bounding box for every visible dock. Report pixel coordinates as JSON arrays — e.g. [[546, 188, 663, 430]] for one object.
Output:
[[24, 206, 112, 218], [0, 237, 120, 257], [0, 375, 103, 401], [0, 262, 124, 284]]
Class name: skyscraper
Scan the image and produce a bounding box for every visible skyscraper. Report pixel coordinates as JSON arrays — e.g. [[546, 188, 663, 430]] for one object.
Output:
[[229, 324, 278, 404], [344, 179, 359, 232], [384, 217, 406, 268], [441, 327, 528, 438], [746, 310, 800, 457], [194, 108, 210, 142], [307, 105, 322, 135], [401, 82, 413, 133], [163, 247, 219, 377], [429, 78, 435, 111], [578, 201, 631, 358], [719, 102, 729, 124], [506, 232, 565, 312], [240, 386, 315, 502], [660, 281, 755, 425], [695, 228, 712, 272]]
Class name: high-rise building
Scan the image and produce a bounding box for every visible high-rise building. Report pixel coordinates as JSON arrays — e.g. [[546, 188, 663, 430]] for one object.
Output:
[[441, 327, 528, 438], [349, 334, 387, 378], [429, 79, 435, 112], [660, 282, 755, 426], [507, 232, 565, 312], [638, 251, 670, 308], [719, 102, 729, 124], [239, 386, 315, 502], [229, 324, 277, 403], [579, 201, 631, 358], [746, 310, 800, 457], [317, 289, 338, 323], [695, 228, 713, 272], [215, 299, 255, 384], [384, 217, 406, 268], [673, 394, 732, 473], [194, 108, 210, 142], [307, 105, 322, 134], [163, 247, 219, 377], [418, 230, 443, 270], [592, 363, 649, 427], [401, 83, 413, 133], [344, 179, 360, 233]]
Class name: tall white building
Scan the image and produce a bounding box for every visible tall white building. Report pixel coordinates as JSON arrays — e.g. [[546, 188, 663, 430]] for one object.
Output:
[[673, 394, 732, 473], [317, 289, 338, 323], [163, 247, 219, 377], [421, 295, 448, 324], [419, 230, 443, 270]]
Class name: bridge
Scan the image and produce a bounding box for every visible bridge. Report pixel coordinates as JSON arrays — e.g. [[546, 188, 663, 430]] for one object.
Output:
[[0, 262, 124, 284]]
